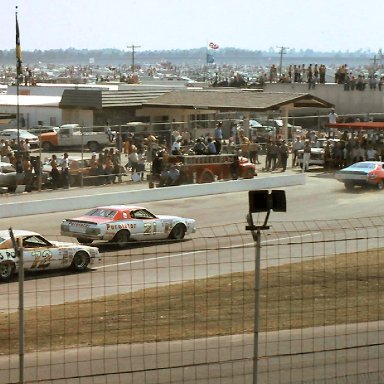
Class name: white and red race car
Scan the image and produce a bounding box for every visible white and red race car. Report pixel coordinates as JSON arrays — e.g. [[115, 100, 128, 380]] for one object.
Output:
[[61, 205, 197, 247], [0, 230, 101, 282]]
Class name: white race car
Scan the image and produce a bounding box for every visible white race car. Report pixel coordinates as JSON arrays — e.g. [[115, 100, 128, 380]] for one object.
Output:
[[0, 230, 101, 282], [61, 205, 197, 247]]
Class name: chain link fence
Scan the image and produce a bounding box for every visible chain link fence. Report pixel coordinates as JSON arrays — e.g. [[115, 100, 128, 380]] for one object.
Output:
[[0, 217, 384, 383]]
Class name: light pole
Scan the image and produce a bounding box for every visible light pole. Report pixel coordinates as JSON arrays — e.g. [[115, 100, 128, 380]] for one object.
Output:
[[246, 190, 286, 384]]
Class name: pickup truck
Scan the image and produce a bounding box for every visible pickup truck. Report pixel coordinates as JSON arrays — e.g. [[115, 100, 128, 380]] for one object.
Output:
[[40, 124, 113, 152]]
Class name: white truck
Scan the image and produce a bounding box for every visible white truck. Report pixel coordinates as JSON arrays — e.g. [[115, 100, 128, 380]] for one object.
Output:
[[40, 124, 113, 152]]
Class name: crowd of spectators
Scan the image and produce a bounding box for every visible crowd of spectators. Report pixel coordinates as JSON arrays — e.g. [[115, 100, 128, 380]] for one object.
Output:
[[292, 129, 384, 171], [267, 62, 384, 92], [0, 137, 42, 191]]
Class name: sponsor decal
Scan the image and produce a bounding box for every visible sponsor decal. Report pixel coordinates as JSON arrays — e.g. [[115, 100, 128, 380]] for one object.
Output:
[[70, 222, 91, 228], [106, 223, 136, 230], [0, 250, 16, 260]]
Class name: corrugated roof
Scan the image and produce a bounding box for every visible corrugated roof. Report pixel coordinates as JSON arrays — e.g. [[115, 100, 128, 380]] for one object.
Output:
[[142, 89, 334, 111], [58, 88, 333, 112], [59, 89, 170, 109]]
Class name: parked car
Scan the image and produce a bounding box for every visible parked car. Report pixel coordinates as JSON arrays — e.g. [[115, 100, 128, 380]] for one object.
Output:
[[42, 157, 93, 186], [297, 139, 340, 168], [0, 229, 101, 282], [61, 205, 197, 247], [0, 129, 39, 148], [335, 161, 384, 190], [0, 161, 17, 189]]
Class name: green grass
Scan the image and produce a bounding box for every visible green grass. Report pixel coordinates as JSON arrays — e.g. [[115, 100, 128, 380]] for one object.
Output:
[[1, 249, 384, 354]]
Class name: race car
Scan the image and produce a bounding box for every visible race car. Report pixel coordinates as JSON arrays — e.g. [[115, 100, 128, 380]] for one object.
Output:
[[0, 230, 101, 282], [335, 161, 384, 190], [61, 205, 197, 247]]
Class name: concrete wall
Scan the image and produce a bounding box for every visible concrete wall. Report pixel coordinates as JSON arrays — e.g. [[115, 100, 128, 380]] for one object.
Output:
[[0, 174, 305, 219], [264, 83, 384, 117]]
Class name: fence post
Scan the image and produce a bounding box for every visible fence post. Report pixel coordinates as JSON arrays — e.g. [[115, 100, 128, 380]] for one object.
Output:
[[253, 228, 262, 384], [9, 228, 24, 384]]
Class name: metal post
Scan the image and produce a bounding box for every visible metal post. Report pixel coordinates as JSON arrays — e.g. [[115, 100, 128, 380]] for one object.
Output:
[[18, 237, 24, 384], [253, 228, 261, 384], [80, 127, 84, 188]]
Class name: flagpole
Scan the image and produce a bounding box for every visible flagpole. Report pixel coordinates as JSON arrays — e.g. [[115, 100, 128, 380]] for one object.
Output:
[[15, 9, 25, 384], [16, 6, 21, 154]]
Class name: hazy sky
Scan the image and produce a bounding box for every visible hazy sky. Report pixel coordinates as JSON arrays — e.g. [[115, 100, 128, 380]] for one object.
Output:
[[3, 0, 384, 53]]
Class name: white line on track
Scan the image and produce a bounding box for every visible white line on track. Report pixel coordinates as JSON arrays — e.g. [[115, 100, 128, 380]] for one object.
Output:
[[94, 232, 321, 270]]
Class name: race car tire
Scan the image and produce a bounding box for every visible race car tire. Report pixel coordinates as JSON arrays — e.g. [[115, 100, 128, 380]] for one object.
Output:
[[199, 171, 215, 183], [113, 230, 131, 248], [377, 180, 384, 190], [169, 224, 186, 240], [77, 237, 93, 245], [71, 251, 90, 272], [245, 168, 255, 179], [0, 262, 15, 282]]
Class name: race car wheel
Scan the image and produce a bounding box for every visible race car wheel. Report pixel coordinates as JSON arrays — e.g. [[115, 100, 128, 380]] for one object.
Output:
[[200, 171, 215, 183], [71, 251, 90, 272], [169, 224, 186, 240], [377, 180, 384, 190], [245, 168, 255, 179], [77, 237, 93, 245], [113, 230, 131, 248], [0, 262, 15, 282]]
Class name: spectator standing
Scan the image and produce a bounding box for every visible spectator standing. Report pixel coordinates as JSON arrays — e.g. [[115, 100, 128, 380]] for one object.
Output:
[[366, 145, 377, 161], [33, 155, 42, 191], [22, 155, 33, 191], [61, 152, 70, 189], [23, 139, 31, 156], [302, 141, 312, 172], [292, 137, 304, 167], [137, 148, 147, 181], [128, 146, 139, 178], [328, 108, 338, 138], [50, 154, 60, 189], [319, 64, 326, 84], [214, 121, 223, 154], [279, 140, 289, 172], [239, 130, 250, 158], [104, 155, 114, 184], [207, 137, 217, 154], [171, 137, 182, 155], [249, 140, 260, 164], [193, 138, 206, 155]]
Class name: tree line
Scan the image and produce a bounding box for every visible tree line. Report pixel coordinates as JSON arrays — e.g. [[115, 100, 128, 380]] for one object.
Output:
[[0, 47, 377, 66]]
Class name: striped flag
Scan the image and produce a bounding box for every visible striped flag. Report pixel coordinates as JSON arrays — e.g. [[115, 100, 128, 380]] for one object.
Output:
[[208, 42, 219, 50], [16, 13, 22, 76]]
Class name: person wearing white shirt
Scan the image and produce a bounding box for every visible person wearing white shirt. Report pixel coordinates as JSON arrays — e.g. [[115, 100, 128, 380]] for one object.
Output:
[[328, 108, 338, 138]]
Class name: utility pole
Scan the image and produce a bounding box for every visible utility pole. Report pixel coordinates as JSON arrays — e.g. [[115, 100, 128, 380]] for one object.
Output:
[[277, 46, 289, 79], [127, 43, 141, 73], [369, 55, 380, 77]]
